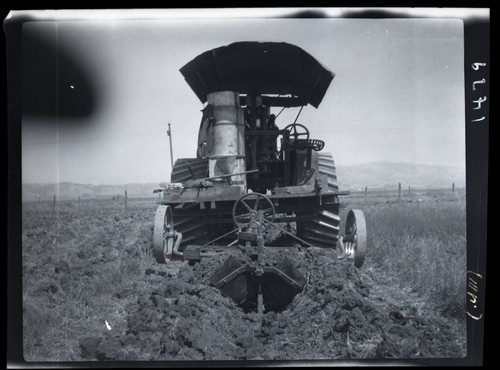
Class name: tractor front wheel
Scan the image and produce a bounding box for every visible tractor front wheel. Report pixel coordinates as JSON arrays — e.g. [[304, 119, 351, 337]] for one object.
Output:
[[340, 209, 367, 268], [153, 205, 175, 263]]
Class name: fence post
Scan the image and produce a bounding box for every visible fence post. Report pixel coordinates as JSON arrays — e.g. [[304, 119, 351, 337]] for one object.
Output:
[[408, 185, 411, 195], [124, 190, 128, 210], [452, 182, 455, 193], [398, 183, 401, 200], [53, 194, 56, 212], [365, 186, 368, 196]]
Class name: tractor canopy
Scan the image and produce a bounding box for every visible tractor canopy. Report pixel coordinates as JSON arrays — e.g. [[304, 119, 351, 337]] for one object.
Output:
[[180, 41, 335, 108]]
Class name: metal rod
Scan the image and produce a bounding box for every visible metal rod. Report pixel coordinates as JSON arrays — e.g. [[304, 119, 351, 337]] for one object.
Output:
[[275, 106, 286, 118], [293, 105, 304, 124], [201, 227, 240, 247], [167, 122, 174, 170], [159, 169, 259, 189], [262, 219, 315, 248], [245, 130, 285, 136], [250, 94, 258, 178], [202, 169, 259, 181], [227, 239, 239, 247]]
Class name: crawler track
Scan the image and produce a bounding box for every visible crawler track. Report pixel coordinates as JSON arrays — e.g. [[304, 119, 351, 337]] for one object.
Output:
[[170, 158, 210, 247], [297, 152, 340, 248]]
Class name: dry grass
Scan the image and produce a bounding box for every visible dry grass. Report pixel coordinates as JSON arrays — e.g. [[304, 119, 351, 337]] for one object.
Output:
[[344, 192, 467, 317]]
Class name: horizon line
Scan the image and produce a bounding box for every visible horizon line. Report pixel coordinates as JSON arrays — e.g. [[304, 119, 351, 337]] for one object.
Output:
[[21, 160, 466, 186]]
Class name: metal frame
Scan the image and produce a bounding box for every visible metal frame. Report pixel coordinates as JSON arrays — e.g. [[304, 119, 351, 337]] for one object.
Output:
[[161, 191, 344, 218]]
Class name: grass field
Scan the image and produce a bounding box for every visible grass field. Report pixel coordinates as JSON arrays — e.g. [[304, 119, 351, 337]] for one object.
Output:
[[21, 189, 467, 361], [344, 190, 466, 318]]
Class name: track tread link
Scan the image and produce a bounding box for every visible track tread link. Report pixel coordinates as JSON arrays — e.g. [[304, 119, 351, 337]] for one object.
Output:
[[297, 152, 340, 248], [170, 158, 210, 247], [171, 158, 209, 183]]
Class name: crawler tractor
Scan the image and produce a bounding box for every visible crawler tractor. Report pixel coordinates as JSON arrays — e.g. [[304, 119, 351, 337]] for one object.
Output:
[[153, 42, 367, 313]]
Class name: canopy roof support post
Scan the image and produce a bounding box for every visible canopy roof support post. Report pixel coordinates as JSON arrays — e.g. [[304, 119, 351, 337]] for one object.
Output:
[[250, 93, 258, 181]]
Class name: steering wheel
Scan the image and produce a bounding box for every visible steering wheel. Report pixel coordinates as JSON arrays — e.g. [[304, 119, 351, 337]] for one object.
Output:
[[283, 123, 310, 145], [232, 193, 276, 231]]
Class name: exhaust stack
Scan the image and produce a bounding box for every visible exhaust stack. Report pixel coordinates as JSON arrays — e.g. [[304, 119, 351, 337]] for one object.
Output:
[[206, 91, 246, 193]]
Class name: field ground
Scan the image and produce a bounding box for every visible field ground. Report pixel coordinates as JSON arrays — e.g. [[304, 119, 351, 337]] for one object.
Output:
[[21, 188, 467, 361]]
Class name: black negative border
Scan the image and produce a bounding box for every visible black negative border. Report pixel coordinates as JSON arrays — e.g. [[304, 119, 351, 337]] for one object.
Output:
[[5, 7, 490, 368]]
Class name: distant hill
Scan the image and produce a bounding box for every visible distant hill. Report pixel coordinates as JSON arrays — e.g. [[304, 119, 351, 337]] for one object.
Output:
[[336, 162, 466, 191], [22, 162, 466, 201]]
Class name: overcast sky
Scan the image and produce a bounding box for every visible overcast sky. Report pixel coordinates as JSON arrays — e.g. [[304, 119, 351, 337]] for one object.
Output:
[[20, 9, 467, 185]]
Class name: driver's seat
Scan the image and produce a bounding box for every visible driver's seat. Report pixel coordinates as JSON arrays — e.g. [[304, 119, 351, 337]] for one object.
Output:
[[290, 139, 325, 152]]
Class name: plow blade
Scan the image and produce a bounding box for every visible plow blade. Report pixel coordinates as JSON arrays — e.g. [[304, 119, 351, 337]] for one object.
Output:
[[208, 256, 307, 312]]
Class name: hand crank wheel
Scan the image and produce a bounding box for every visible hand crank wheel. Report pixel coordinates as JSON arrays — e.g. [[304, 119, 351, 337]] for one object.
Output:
[[232, 193, 276, 231]]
